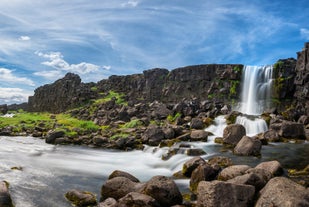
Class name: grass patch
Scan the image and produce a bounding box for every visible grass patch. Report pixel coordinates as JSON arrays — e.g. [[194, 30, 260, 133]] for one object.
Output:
[[121, 119, 144, 128], [56, 114, 99, 133], [110, 133, 130, 140], [167, 112, 182, 123], [95, 90, 127, 105]]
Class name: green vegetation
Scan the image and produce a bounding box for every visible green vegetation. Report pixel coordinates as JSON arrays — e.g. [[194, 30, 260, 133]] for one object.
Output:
[[207, 93, 214, 99], [121, 119, 144, 128], [229, 80, 239, 96], [167, 112, 182, 123], [95, 90, 127, 105], [110, 133, 130, 140], [233, 66, 241, 73], [90, 86, 98, 92]]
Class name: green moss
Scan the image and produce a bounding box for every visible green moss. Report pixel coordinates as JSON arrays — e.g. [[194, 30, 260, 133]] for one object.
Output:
[[110, 133, 130, 140], [233, 66, 241, 72], [95, 90, 127, 105], [121, 119, 144, 128], [167, 112, 182, 123], [229, 80, 239, 96], [208, 93, 214, 99], [90, 86, 98, 92]]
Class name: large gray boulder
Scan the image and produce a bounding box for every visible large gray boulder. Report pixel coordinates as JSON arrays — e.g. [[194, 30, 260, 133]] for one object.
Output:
[[182, 156, 206, 177], [233, 136, 262, 156], [227, 172, 267, 191], [190, 130, 208, 142], [190, 163, 220, 192], [108, 170, 140, 182], [256, 177, 309, 207], [223, 124, 246, 146], [141, 126, 165, 146], [255, 160, 283, 177], [218, 165, 251, 181], [279, 121, 306, 139], [101, 177, 142, 200], [197, 180, 255, 207], [141, 175, 182, 207]]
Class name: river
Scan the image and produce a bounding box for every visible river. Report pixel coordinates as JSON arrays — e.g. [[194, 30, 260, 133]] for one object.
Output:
[[1, 135, 308, 206]]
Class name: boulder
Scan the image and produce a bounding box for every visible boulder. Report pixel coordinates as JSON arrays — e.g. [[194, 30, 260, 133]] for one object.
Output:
[[65, 189, 97, 207], [0, 181, 13, 207], [141, 175, 182, 207], [98, 197, 117, 207], [298, 115, 309, 125], [182, 157, 206, 177], [233, 136, 262, 156], [218, 165, 251, 181], [108, 170, 140, 183], [255, 177, 309, 207], [118, 192, 160, 207], [190, 163, 220, 192], [162, 127, 175, 139], [45, 130, 65, 144], [223, 124, 246, 146], [141, 126, 165, 146], [245, 168, 272, 183], [255, 160, 283, 177], [185, 148, 206, 156], [101, 177, 142, 200], [197, 180, 255, 207], [207, 156, 233, 168], [227, 172, 267, 191], [190, 118, 205, 129], [190, 130, 208, 141], [279, 121, 306, 139], [261, 129, 281, 142]]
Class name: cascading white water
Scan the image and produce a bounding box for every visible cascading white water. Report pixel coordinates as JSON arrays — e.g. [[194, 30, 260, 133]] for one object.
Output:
[[236, 65, 273, 135]]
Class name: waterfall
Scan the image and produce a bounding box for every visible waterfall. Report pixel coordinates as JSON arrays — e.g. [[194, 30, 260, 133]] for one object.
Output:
[[235, 65, 273, 135]]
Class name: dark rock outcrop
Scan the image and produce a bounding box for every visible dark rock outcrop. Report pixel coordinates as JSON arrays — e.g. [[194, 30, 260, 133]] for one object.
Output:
[[28, 73, 96, 113], [0, 181, 13, 207], [223, 124, 246, 146]]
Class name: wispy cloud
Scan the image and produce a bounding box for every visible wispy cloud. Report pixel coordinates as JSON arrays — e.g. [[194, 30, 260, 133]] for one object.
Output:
[[0, 68, 35, 86], [300, 28, 309, 40], [0, 87, 32, 104], [35, 51, 101, 74], [19, 36, 31, 41]]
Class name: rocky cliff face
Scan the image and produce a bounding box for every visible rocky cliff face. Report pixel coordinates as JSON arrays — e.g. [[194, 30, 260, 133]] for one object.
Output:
[[28, 73, 96, 113], [294, 42, 309, 116], [98, 64, 243, 104]]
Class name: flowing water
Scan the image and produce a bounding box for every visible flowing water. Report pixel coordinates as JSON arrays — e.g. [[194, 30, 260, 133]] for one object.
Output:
[[235, 65, 273, 135]]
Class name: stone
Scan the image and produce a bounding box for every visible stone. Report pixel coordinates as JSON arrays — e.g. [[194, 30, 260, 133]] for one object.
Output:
[[218, 165, 251, 181], [227, 172, 267, 191], [45, 130, 65, 144], [98, 198, 117, 207], [190, 130, 208, 141], [190, 118, 205, 129], [190, 164, 220, 192], [298, 115, 309, 125], [255, 160, 283, 177], [141, 126, 165, 146], [261, 129, 281, 142], [185, 148, 206, 156], [182, 157, 206, 177], [0, 181, 13, 207], [196, 180, 255, 207], [255, 177, 309, 207], [118, 192, 160, 207], [65, 189, 97, 207], [108, 170, 140, 183], [207, 156, 233, 168], [141, 175, 182, 207], [223, 124, 246, 146], [279, 121, 306, 139], [101, 177, 141, 200], [233, 136, 262, 156]]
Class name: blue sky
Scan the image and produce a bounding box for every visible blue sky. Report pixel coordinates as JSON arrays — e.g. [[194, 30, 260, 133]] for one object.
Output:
[[0, 0, 308, 104]]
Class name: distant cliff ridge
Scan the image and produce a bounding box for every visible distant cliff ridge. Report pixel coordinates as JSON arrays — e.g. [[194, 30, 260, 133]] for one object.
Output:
[[26, 43, 309, 117], [27, 64, 243, 113]]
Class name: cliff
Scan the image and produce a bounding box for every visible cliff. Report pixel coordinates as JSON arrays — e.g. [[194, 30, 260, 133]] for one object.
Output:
[[28, 64, 243, 113]]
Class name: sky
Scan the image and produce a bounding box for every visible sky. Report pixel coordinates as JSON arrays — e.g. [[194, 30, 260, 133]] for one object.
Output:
[[0, 0, 308, 104]]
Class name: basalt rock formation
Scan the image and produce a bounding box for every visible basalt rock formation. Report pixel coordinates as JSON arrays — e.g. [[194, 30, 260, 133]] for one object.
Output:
[[28, 64, 243, 113], [26, 43, 309, 117]]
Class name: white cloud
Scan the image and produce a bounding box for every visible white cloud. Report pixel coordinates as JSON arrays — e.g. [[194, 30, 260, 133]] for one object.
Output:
[[0, 68, 35, 86], [300, 28, 309, 40], [102, 65, 111, 70], [35, 51, 101, 74], [19, 35, 30, 41], [121, 0, 139, 8], [0, 87, 32, 104], [33, 70, 63, 80]]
